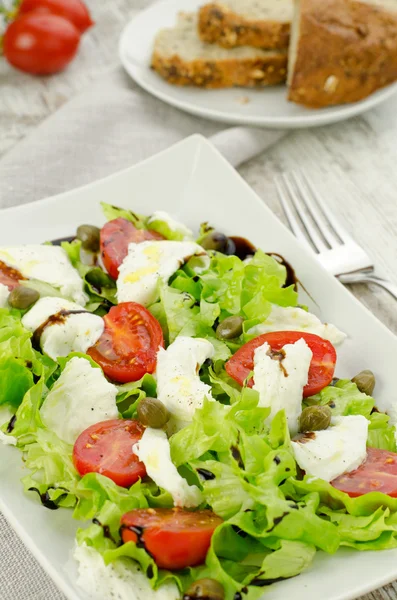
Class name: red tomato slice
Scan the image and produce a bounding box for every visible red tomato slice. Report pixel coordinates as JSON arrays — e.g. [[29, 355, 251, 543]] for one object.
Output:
[[87, 302, 164, 383], [4, 13, 80, 75], [332, 447, 397, 497], [0, 260, 25, 291], [100, 218, 164, 279], [225, 331, 337, 397], [120, 508, 223, 570], [73, 419, 146, 487], [19, 0, 93, 33]]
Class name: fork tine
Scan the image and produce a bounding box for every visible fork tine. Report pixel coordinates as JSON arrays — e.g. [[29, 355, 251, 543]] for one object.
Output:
[[274, 176, 313, 251], [290, 171, 341, 249], [280, 173, 328, 253], [299, 170, 353, 244]]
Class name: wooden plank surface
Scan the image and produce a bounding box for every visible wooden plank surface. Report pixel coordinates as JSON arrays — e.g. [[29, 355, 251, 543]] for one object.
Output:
[[1, 1, 397, 599]]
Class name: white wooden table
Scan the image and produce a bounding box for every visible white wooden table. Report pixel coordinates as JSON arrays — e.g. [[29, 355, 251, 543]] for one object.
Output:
[[1, 1, 397, 599]]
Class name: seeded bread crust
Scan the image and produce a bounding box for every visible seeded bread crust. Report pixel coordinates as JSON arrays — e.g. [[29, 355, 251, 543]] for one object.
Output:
[[151, 52, 287, 88], [288, 0, 397, 108], [198, 3, 290, 49]]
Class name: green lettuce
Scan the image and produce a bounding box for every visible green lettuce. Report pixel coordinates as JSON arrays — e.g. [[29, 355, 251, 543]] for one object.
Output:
[[101, 202, 146, 229], [305, 379, 375, 418], [0, 309, 56, 411]]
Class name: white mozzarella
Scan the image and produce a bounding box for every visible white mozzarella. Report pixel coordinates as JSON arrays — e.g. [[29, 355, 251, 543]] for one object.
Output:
[[248, 305, 346, 346], [22, 297, 104, 361], [74, 543, 179, 600], [147, 211, 194, 241], [117, 241, 205, 306], [134, 428, 203, 508], [40, 357, 118, 444], [156, 336, 214, 425], [0, 245, 87, 305], [253, 339, 312, 436], [0, 283, 9, 308], [292, 415, 368, 482]]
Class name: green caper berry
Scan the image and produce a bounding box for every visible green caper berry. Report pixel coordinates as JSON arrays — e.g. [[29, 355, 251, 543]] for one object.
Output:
[[76, 224, 100, 252], [137, 398, 170, 428], [352, 370, 376, 396], [299, 405, 332, 433], [216, 316, 244, 340], [8, 286, 40, 310], [200, 231, 229, 252], [183, 578, 225, 600]]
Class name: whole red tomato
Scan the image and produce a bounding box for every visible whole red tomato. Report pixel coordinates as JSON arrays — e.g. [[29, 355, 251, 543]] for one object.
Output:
[[3, 13, 80, 75], [19, 0, 93, 33]]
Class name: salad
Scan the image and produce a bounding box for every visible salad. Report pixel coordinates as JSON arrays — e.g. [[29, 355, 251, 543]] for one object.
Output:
[[1, 204, 397, 600]]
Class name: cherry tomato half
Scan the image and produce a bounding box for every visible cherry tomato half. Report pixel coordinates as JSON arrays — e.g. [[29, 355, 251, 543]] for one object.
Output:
[[120, 508, 223, 570], [73, 419, 146, 487], [4, 13, 80, 75], [332, 447, 397, 497], [225, 331, 337, 397], [0, 260, 25, 291], [87, 302, 164, 383], [19, 0, 93, 33], [100, 218, 164, 279]]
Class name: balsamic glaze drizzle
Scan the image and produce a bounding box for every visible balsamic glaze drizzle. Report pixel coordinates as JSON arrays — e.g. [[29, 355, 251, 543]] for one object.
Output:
[[92, 518, 118, 545], [6, 415, 16, 433], [197, 468, 216, 481], [28, 486, 68, 510]]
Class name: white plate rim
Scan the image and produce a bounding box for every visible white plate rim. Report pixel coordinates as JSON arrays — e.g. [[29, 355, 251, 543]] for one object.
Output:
[[118, 0, 397, 129]]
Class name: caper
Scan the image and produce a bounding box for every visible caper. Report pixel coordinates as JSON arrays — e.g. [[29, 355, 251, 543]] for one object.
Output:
[[183, 578, 224, 600], [216, 316, 244, 340], [352, 370, 375, 396], [299, 405, 332, 433], [76, 224, 100, 252], [137, 397, 170, 428], [8, 286, 40, 310], [200, 231, 229, 253]]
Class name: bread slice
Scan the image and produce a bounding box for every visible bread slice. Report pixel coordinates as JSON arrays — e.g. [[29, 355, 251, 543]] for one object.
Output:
[[151, 13, 288, 89], [288, 0, 397, 108], [198, 0, 293, 50]]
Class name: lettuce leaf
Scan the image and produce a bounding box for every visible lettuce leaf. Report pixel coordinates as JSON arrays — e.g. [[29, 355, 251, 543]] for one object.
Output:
[[101, 202, 146, 229], [0, 309, 56, 411], [305, 379, 375, 419]]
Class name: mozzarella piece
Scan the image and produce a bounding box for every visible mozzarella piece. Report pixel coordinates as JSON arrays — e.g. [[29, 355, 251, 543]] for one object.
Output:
[[134, 428, 203, 508], [248, 305, 346, 346], [22, 296, 104, 361], [292, 415, 368, 482], [0, 245, 87, 305], [117, 241, 205, 306], [147, 211, 194, 241], [40, 357, 118, 444], [156, 336, 214, 425], [0, 283, 9, 308], [253, 339, 312, 436], [74, 543, 179, 600]]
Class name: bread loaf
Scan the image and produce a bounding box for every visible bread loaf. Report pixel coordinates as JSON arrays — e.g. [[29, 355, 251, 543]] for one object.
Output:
[[198, 0, 293, 49], [152, 13, 288, 88], [288, 0, 397, 108]]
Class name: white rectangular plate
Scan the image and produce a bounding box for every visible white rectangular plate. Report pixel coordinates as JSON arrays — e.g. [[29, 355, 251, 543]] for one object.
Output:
[[1, 135, 397, 600]]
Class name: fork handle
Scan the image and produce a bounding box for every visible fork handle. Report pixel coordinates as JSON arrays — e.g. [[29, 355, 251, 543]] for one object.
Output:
[[338, 273, 397, 301]]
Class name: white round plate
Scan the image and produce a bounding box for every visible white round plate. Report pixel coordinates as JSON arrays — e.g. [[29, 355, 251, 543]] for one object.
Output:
[[119, 0, 397, 129]]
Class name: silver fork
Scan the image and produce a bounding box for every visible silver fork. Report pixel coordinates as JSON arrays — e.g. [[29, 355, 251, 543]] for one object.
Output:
[[275, 170, 397, 301]]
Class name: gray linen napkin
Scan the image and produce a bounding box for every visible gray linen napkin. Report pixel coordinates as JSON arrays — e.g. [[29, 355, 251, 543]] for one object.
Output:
[[0, 67, 286, 599], [0, 67, 286, 207]]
